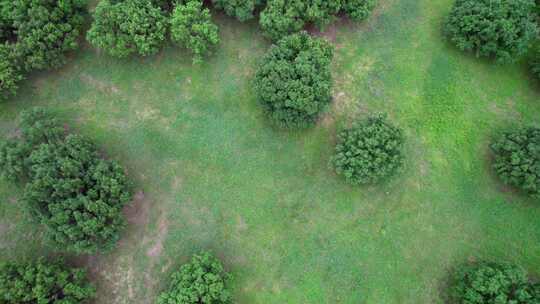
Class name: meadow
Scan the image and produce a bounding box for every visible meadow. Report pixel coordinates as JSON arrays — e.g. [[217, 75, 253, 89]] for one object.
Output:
[[1, 0, 540, 303]]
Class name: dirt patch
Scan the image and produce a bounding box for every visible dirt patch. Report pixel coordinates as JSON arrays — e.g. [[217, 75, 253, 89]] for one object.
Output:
[[124, 191, 151, 226], [80, 74, 120, 94], [146, 213, 169, 258]]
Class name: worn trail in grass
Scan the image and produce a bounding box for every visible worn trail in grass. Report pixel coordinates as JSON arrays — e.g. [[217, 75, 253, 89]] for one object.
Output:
[[1, 0, 539, 303]]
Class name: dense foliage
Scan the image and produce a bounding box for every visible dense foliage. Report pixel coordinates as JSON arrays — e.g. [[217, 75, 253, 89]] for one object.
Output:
[[259, 0, 376, 40], [254, 32, 333, 128], [211, 0, 262, 22], [331, 115, 405, 185], [0, 259, 95, 303], [532, 46, 540, 80], [87, 0, 168, 58], [0, 45, 22, 100], [171, 0, 219, 64], [157, 252, 232, 304], [0, 108, 133, 253], [0, 0, 86, 71], [444, 0, 539, 63], [452, 261, 540, 304], [491, 126, 540, 197]]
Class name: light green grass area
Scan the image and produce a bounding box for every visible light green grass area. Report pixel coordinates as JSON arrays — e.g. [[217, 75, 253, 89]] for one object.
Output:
[[1, 0, 540, 303]]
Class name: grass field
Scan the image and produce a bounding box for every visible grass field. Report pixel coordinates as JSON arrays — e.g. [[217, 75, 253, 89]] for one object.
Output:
[[1, 0, 540, 303]]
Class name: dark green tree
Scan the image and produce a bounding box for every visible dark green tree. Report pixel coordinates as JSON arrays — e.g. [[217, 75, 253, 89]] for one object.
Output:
[[342, 0, 376, 21], [0, 44, 22, 100], [331, 115, 405, 185], [531, 45, 540, 80], [491, 126, 540, 197], [0, 258, 95, 303], [452, 261, 539, 304], [211, 0, 263, 22], [87, 0, 168, 58], [170, 0, 219, 64], [254, 32, 333, 128], [157, 252, 232, 304], [444, 0, 538, 63]]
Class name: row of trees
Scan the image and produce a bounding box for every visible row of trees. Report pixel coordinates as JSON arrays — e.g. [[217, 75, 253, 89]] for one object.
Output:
[[0, 0, 86, 100], [444, 0, 540, 80]]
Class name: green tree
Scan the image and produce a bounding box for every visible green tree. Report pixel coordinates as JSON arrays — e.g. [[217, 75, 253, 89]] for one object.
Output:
[[444, 0, 538, 63], [0, 44, 22, 100], [157, 252, 232, 304], [491, 126, 540, 197], [531, 45, 540, 80], [342, 0, 376, 21], [254, 32, 333, 128], [452, 261, 539, 303], [87, 0, 168, 58], [0, 258, 95, 303], [331, 115, 405, 185], [170, 0, 219, 64], [211, 0, 263, 21]]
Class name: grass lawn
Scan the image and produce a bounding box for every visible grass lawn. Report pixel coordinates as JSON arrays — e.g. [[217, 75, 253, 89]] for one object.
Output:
[[1, 0, 540, 303]]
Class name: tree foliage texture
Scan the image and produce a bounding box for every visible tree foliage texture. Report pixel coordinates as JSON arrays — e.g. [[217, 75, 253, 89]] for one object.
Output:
[[157, 252, 232, 304], [0, 258, 95, 303], [0, 0, 86, 99], [0, 108, 132, 254], [331, 115, 405, 185], [254, 32, 333, 128], [491, 126, 540, 197], [531, 46, 540, 80], [260, 0, 376, 40], [211, 0, 263, 22], [171, 0, 219, 64], [452, 261, 540, 304], [444, 0, 539, 63], [87, 0, 168, 58]]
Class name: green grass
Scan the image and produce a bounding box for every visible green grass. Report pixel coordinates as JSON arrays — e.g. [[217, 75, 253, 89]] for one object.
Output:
[[1, 0, 540, 303]]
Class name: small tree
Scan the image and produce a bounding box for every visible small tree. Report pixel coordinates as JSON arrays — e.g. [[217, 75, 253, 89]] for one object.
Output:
[[444, 0, 538, 63], [170, 0, 219, 64], [452, 261, 539, 303], [0, 258, 95, 303], [157, 252, 232, 304], [254, 32, 334, 128], [491, 126, 540, 197], [1, 0, 86, 71], [331, 115, 405, 185], [87, 0, 168, 58], [0, 44, 22, 100], [211, 0, 262, 22], [343, 0, 377, 21]]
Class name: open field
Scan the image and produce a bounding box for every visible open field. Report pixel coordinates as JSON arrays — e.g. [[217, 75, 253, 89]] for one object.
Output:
[[1, 0, 539, 303]]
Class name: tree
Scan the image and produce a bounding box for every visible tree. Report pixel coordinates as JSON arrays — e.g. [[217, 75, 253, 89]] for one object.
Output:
[[170, 0, 219, 64], [254, 32, 333, 128], [1, 0, 86, 71], [211, 0, 262, 22], [87, 0, 168, 58], [0, 44, 22, 100], [531, 45, 540, 80], [0, 258, 95, 303], [452, 261, 539, 303], [444, 0, 538, 63], [157, 252, 232, 304], [331, 115, 405, 185], [342, 0, 376, 21], [0, 108, 133, 254], [491, 126, 540, 197]]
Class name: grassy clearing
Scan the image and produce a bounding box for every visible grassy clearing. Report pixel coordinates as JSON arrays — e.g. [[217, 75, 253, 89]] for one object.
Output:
[[1, 0, 540, 303]]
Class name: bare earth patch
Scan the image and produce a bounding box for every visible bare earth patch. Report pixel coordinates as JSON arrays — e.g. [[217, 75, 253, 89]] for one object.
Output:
[[124, 191, 150, 226], [80, 73, 120, 94], [146, 213, 169, 258]]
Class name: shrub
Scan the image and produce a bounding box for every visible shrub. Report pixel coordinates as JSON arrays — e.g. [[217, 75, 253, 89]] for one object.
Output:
[[444, 0, 538, 63], [0, 44, 22, 100], [171, 0, 219, 64], [211, 0, 262, 22], [0, 108, 133, 253], [452, 261, 539, 303], [491, 126, 540, 197], [343, 0, 376, 21], [1, 0, 86, 71], [260, 0, 342, 40], [87, 0, 168, 58], [331, 115, 405, 185], [157, 252, 232, 304], [254, 32, 333, 128], [0, 258, 95, 303]]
